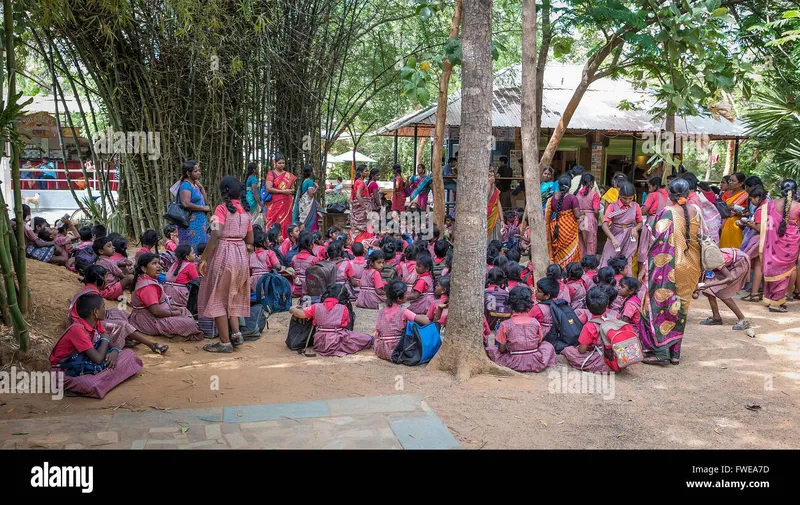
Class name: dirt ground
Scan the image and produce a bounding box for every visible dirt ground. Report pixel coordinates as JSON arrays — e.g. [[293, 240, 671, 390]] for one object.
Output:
[[1, 259, 799, 449]]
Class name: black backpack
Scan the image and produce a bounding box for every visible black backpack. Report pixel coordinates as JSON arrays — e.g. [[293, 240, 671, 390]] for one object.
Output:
[[187, 277, 202, 318], [540, 298, 583, 352]]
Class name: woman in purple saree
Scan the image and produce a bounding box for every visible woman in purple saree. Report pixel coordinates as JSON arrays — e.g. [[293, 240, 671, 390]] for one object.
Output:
[[760, 180, 800, 313], [600, 182, 642, 275]]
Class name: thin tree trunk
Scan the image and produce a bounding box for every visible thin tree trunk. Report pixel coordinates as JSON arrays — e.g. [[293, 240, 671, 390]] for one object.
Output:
[[415, 137, 427, 169], [431, 0, 462, 230], [520, 0, 548, 277], [724, 140, 735, 176], [429, 0, 514, 380], [3, 0, 29, 346], [539, 38, 621, 169]]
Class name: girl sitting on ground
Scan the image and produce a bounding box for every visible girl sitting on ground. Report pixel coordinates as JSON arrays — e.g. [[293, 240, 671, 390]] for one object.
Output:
[[164, 244, 199, 308], [607, 254, 628, 283], [111, 237, 130, 263], [328, 241, 360, 289], [529, 277, 560, 336], [289, 284, 373, 357], [397, 242, 420, 293], [94, 236, 135, 300], [406, 253, 435, 315], [374, 280, 430, 361], [136, 229, 159, 261], [163, 224, 179, 252], [356, 251, 387, 309], [249, 230, 283, 293], [69, 265, 168, 355], [566, 262, 587, 311], [546, 264, 572, 304], [617, 276, 642, 327], [50, 293, 143, 399], [561, 286, 614, 373], [486, 286, 556, 373], [291, 231, 319, 298], [580, 255, 599, 290], [311, 232, 327, 260], [129, 253, 204, 341], [348, 242, 368, 300], [506, 262, 524, 291], [280, 223, 301, 258], [427, 275, 450, 326]]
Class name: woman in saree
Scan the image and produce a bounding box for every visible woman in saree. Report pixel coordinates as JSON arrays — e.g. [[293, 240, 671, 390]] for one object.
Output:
[[760, 180, 800, 312], [600, 181, 642, 275], [638, 178, 702, 365], [265, 153, 297, 238], [244, 161, 263, 220], [539, 166, 557, 212], [547, 176, 581, 268], [682, 173, 722, 242], [487, 166, 505, 242], [292, 165, 319, 232], [349, 165, 370, 242], [601, 172, 628, 207], [367, 168, 383, 213], [573, 172, 600, 257], [637, 177, 669, 278], [719, 172, 748, 249], [407, 164, 430, 210], [176, 160, 211, 250]]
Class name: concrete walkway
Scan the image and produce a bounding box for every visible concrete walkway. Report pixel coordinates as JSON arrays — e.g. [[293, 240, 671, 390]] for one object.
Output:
[[0, 395, 461, 450]]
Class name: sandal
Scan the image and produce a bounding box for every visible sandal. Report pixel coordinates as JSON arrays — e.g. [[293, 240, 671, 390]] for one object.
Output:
[[124, 339, 141, 348], [230, 332, 244, 346], [670, 358, 680, 365], [732, 321, 750, 330], [151, 343, 169, 354], [642, 356, 670, 366], [769, 305, 788, 313], [203, 342, 233, 353], [700, 317, 723, 326], [741, 293, 762, 302]]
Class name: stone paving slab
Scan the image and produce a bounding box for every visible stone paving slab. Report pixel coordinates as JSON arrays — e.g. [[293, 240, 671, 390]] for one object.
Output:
[[0, 395, 460, 450]]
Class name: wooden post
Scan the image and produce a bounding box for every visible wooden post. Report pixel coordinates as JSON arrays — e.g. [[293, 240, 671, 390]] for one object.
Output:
[[630, 135, 636, 182], [412, 124, 418, 167], [393, 131, 398, 165], [734, 138, 740, 172]]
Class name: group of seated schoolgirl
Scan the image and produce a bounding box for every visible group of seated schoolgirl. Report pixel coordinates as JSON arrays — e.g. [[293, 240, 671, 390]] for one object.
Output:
[[482, 239, 644, 374]]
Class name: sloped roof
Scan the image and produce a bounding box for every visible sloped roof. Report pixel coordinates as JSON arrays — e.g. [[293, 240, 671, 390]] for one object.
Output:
[[375, 64, 747, 139]]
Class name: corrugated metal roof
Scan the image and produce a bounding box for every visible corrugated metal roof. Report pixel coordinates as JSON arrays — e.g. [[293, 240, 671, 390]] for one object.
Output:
[[375, 64, 747, 138]]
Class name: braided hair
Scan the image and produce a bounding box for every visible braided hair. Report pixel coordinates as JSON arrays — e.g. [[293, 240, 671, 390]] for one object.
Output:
[[172, 244, 193, 276], [668, 177, 692, 252], [574, 173, 595, 196], [551, 176, 572, 243], [778, 179, 798, 238], [131, 253, 159, 293]]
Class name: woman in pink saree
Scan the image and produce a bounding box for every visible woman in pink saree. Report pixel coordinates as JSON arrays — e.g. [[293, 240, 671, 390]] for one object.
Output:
[[573, 173, 600, 257], [265, 153, 297, 238], [683, 173, 721, 241], [760, 180, 800, 312]]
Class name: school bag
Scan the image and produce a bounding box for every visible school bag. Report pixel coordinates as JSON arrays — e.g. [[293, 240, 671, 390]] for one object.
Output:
[[381, 264, 399, 284], [159, 251, 176, 272], [259, 172, 274, 203], [540, 298, 583, 352], [484, 287, 512, 331], [281, 245, 299, 268], [250, 271, 292, 313], [391, 322, 442, 366], [74, 246, 97, 274], [432, 262, 447, 280], [305, 260, 338, 298], [588, 317, 643, 372], [286, 317, 315, 351]]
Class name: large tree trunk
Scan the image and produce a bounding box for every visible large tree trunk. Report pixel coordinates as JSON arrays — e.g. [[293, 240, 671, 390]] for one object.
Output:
[[539, 38, 621, 169], [431, 0, 462, 230], [429, 0, 513, 380], [520, 0, 549, 277]]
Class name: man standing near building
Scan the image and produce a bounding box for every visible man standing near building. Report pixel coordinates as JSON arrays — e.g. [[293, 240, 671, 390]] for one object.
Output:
[[496, 155, 512, 208]]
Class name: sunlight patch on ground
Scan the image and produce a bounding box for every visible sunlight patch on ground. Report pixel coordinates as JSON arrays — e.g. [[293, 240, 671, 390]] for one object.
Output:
[[258, 353, 379, 369]]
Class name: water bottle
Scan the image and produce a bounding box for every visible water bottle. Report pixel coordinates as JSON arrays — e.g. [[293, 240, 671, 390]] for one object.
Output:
[[705, 270, 715, 279]]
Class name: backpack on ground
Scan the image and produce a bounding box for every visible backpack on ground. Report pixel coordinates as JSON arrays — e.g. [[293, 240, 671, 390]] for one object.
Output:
[[541, 298, 583, 352], [432, 262, 446, 280], [589, 317, 643, 372], [391, 322, 442, 366], [381, 264, 399, 284], [187, 278, 202, 317], [305, 260, 338, 298], [74, 246, 97, 274], [484, 287, 512, 331], [286, 317, 315, 351]]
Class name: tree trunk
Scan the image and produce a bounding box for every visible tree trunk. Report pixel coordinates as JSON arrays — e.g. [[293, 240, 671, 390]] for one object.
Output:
[[539, 38, 620, 169], [415, 137, 428, 168], [724, 140, 735, 176], [431, 0, 462, 230], [663, 111, 676, 180], [520, 0, 549, 277], [429, 0, 514, 381]]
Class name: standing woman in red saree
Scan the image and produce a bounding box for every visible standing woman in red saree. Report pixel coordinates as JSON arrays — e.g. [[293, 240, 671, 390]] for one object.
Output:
[[638, 177, 669, 278], [350, 165, 370, 242], [760, 180, 800, 313], [546, 176, 581, 269], [487, 166, 505, 243], [265, 153, 297, 239], [573, 173, 600, 257]]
